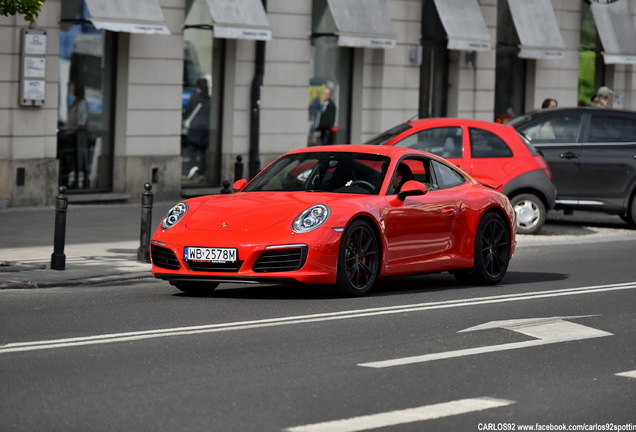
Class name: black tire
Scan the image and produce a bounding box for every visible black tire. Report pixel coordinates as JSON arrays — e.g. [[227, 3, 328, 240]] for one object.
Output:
[[334, 220, 380, 297], [454, 212, 511, 285], [620, 192, 636, 227], [172, 281, 219, 295], [510, 193, 545, 235]]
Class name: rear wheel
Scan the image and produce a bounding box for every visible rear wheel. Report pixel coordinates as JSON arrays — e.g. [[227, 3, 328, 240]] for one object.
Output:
[[454, 212, 511, 285], [172, 281, 219, 295], [511, 193, 545, 235], [620, 192, 636, 227], [334, 220, 379, 297]]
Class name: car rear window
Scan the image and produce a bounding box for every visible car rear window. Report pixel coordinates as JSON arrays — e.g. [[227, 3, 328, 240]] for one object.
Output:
[[469, 127, 513, 158], [588, 114, 636, 143]]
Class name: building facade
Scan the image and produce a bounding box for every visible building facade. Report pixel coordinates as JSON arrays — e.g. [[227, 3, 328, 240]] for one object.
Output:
[[1, 0, 635, 208]]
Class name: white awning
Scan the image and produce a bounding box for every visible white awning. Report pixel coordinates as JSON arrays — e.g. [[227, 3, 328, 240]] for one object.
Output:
[[506, 0, 565, 59], [204, 0, 272, 41], [433, 0, 492, 52], [324, 0, 396, 48], [591, 0, 636, 64], [85, 0, 170, 35]]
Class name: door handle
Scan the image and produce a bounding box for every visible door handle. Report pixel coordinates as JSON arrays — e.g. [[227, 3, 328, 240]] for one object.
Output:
[[441, 207, 457, 216], [559, 151, 579, 159]]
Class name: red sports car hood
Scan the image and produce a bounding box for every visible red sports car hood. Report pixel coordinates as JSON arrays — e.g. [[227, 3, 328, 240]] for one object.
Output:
[[184, 192, 340, 231]]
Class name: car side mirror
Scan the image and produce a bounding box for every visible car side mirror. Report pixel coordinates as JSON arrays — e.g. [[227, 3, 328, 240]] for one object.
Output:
[[397, 180, 427, 201], [233, 179, 248, 191]]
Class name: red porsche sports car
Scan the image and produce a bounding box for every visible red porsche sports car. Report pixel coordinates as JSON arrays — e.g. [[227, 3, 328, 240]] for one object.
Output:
[[151, 145, 516, 297]]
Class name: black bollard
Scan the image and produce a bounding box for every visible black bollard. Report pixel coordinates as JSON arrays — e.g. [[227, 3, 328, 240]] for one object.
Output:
[[234, 155, 244, 181], [220, 180, 232, 194], [50, 185, 68, 270], [137, 183, 153, 263]]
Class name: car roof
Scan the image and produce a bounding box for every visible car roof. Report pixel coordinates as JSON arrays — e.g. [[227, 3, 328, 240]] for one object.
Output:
[[289, 144, 431, 158], [509, 106, 636, 125], [406, 117, 516, 131]]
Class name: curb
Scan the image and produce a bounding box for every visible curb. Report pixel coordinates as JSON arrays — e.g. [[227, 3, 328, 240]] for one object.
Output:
[[0, 271, 153, 290]]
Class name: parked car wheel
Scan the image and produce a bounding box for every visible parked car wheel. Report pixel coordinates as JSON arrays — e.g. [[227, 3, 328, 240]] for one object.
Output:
[[172, 281, 219, 295], [510, 193, 546, 235], [335, 220, 379, 297], [620, 192, 636, 227], [454, 212, 511, 285]]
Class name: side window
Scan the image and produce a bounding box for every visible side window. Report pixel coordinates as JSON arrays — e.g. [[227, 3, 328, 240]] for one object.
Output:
[[469, 128, 513, 158], [430, 160, 465, 190], [588, 115, 636, 143], [395, 127, 463, 158], [520, 113, 582, 144], [388, 158, 430, 194]]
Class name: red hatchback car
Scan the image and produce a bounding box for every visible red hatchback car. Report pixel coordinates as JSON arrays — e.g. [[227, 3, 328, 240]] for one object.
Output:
[[367, 118, 556, 234]]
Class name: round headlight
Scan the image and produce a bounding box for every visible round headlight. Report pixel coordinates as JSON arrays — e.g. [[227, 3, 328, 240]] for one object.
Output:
[[162, 202, 188, 230], [292, 204, 330, 233]]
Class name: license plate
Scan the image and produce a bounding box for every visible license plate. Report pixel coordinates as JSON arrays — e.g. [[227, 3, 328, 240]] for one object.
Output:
[[184, 247, 237, 263]]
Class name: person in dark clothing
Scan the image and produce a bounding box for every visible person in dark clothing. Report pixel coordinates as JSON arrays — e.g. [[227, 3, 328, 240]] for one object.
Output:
[[314, 87, 337, 146], [183, 78, 211, 179]]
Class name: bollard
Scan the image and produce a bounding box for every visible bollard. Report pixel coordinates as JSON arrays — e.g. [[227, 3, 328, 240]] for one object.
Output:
[[234, 155, 244, 181], [220, 180, 232, 194], [137, 183, 153, 263], [50, 185, 68, 271]]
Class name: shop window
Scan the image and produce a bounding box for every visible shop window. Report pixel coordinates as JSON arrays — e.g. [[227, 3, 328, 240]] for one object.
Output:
[[182, 0, 225, 187], [419, 0, 450, 118], [58, 3, 116, 192], [494, 0, 526, 123], [309, 0, 354, 146], [578, 3, 604, 106]]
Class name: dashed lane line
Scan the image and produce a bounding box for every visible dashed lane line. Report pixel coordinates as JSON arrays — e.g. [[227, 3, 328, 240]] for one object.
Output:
[[284, 397, 515, 432]]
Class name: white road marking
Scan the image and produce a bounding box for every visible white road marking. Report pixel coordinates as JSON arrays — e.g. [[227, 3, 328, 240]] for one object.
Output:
[[359, 316, 612, 368], [1, 281, 634, 354], [616, 370, 636, 379], [285, 397, 515, 432]]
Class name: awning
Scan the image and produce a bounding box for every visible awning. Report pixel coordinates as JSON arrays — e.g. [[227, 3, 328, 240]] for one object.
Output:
[[591, 0, 636, 64], [432, 0, 492, 52], [85, 0, 170, 35], [322, 0, 396, 48], [204, 0, 272, 41], [506, 0, 565, 59]]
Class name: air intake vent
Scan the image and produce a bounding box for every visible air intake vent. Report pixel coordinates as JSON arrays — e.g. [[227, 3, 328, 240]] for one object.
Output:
[[253, 246, 307, 273], [151, 245, 180, 270]]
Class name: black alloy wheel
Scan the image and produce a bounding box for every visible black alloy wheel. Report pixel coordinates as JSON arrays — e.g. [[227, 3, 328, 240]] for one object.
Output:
[[454, 212, 511, 285], [335, 220, 380, 297]]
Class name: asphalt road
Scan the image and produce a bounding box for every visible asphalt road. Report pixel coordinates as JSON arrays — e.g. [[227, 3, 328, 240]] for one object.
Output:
[[1, 214, 635, 432]]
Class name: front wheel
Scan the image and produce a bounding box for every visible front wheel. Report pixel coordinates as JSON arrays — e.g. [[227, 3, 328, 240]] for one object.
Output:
[[510, 193, 545, 235], [172, 281, 219, 295], [334, 220, 380, 297], [454, 212, 511, 285]]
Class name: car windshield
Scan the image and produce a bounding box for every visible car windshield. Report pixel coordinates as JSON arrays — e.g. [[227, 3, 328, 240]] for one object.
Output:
[[365, 123, 412, 145], [243, 152, 390, 194]]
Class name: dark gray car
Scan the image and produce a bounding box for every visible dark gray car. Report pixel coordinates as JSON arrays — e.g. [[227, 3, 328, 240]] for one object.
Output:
[[509, 107, 636, 226]]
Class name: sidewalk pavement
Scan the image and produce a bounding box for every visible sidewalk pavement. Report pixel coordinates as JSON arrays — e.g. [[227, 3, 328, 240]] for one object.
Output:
[[0, 201, 174, 289]]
